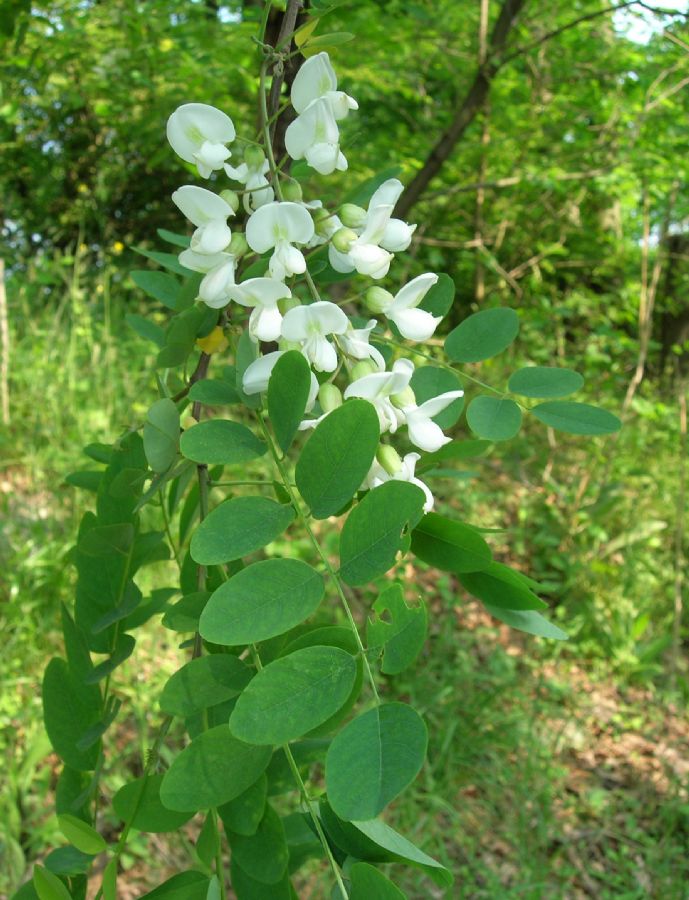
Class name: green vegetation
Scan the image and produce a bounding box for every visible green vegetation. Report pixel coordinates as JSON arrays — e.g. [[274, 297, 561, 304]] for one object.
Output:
[[2, 0, 689, 897]]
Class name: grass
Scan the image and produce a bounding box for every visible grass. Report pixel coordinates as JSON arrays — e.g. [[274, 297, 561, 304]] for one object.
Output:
[[2, 259, 688, 898]]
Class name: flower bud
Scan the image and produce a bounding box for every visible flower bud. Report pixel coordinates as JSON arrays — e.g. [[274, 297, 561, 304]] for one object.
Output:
[[365, 286, 393, 314], [350, 360, 378, 380], [376, 444, 402, 475], [219, 189, 240, 213], [339, 203, 367, 229], [318, 383, 343, 413], [278, 295, 301, 314], [331, 227, 358, 253], [244, 145, 266, 169], [391, 386, 416, 408], [282, 179, 303, 202], [228, 232, 249, 257]]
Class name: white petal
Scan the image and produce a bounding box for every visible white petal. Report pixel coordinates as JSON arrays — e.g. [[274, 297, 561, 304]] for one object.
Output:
[[178, 248, 230, 274], [281, 301, 348, 342], [358, 203, 394, 246], [390, 307, 442, 342], [349, 243, 393, 279], [344, 370, 398, 402], [305, 142, 342, 175], [328, 243, 355, 273], [305, 335, 338, 372], [249, 305, 283, 342], [390, 273, 438, 312], [246, 202, 314, 253], [199, 258, 236, 307], [171, 185, 233, 227], [229, 277, 291, 308], [307, 372, 320, 411], [166, 103, 236, 164], [194, 140, 231, 173], [291, 52, 338, 113], [223, 161, 249, 182], [271, 240, 306, 278], [406, 416, 450, 453], [326, 90, 358, 120], [413, 390, 464, 419], [190, 219, 232, 255], [381, 218, 416, 252], [242, 351, 284, 394], [368, 178, 404, 212]]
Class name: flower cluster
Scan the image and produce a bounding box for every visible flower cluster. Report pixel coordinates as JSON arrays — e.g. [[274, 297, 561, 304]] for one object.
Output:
[[165, 52, 462, 512]]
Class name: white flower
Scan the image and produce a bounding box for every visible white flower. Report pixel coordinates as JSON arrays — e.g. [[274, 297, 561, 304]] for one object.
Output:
[[166, 103, 236, 178], [390, 453, 435, 512], [245, 202, 314, 281], [403, 391, 464, 452], [338, 319, 386, 371], [328, 179, 416, 279], [285, 97, 348, 175], [171, 185, 233, 255], [227, 277, 291, 343], [344, 358, 414, 433], [281, 301, 348, 372], [291, 52, 358, 119], [242, 350, 319, 408], [381, 273, 442, 341], [177, 247, 237, 307], [224, 155, 274, 211]]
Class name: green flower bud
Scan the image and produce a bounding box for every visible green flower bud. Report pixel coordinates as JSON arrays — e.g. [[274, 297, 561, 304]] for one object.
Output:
[[376, 444, 402, 475], [313, 207, 333, 237], [228, 232, 249, 257], [340, 203, 367, 229], [244, 145, 266, 169], [282, 179, 303, 202], [220, 189, 240, 213], [351, 360, 378, 380], [318, 383, 343, 412], [392, 386, 416, 408], [365, 286, 393, 314], [331, 227, 358, 253]]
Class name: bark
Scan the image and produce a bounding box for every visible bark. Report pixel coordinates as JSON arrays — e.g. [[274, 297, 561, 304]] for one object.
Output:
[[395, 0, 527, 220]]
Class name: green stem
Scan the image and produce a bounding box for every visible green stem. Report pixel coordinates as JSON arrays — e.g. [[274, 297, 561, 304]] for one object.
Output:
[[159, 489, 182, 569], [257, 412, 380, 704]]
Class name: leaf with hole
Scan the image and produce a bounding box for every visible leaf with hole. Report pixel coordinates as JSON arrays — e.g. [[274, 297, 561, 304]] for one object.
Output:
[[367, 583, 427, 675], [296, 399, 380, 519], [325, 702, 427, 820], [200, 559, 324, 645], [229, 647, 357, 745], [191, 497, 295, 565]]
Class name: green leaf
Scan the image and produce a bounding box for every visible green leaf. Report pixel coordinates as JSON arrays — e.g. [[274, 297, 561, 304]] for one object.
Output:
[[445, 307, 519, 363], [162, 591, 209, 632], [460, 562, 547, 611], [508, 366, 584, 398], [218, 774, 267, 837], [411, 513, 492, 574], [230, 857, 292, 899], [57, 813, 106, 854], [44, 846, 93, 876], [131, 270, 181, 309], [302, 30, 355, 52], [138, 872, 210, 900], [339, 481, 426, 586], [326, 702, 427, 821], [126, 314, 166, 347], [229, 647, 357, 745], [484, 606, 569, 640], [133, 247, 193, 277], [200, 559, 325, 645], [160, 726, 272, 812], [143, 399, 180, 474], [113, 774, 194, 832], [418, 273, 455, 317], [530, 401, 621, 435], [350, 863, 407, 899], [42, 658, 102, 771], [159, 655, 252, 716], [227, 804, 289, 885], [367, 583, 427, 675], [157, 228, 191, 248], [295, 399, 380, 519], [180, 420, 266, 466], [416, 439, 490, 473], [268, 351, 312, 453], [102, 859, 117, 900], [351, 818, 453, 887], [191, 497, 295, 565], [466, 396, 522, 441], [188, 379, 240, 406], [410, 366, 464, 427], [64, 470, 102, 491], [32, 866, 71, 900], [344, 167, 403, 206]]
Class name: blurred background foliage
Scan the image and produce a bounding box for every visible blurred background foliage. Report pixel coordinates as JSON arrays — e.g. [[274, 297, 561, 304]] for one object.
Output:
[[1, 0, 689, 896]]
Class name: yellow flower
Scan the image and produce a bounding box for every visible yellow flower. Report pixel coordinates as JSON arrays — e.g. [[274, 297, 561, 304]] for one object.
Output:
[[196, 326, 228, 355], [111, 241, 125, 255]]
